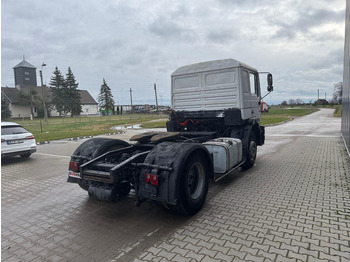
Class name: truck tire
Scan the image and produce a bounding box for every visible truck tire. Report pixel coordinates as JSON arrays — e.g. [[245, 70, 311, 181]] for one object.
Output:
[[177, 152, 209, 215], [242, 133, 257, 169], [73, 138, 130, 160], [72, 138, 130, 191]]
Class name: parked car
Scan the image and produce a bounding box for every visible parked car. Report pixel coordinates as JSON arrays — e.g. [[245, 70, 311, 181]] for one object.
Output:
[[1, 122, 37, 158]]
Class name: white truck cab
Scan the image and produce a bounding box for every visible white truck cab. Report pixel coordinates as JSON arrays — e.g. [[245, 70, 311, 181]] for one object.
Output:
[[171, 59, 267, 121]]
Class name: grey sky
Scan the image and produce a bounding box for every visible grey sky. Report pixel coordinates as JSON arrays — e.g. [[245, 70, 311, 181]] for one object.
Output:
[[1, 0, 346, 105]]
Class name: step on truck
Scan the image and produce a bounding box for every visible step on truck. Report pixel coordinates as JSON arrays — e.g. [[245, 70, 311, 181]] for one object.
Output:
[[67, 59, 273, 215]]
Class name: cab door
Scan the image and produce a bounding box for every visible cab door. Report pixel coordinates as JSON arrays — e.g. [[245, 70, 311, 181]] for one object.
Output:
[[241, 69, 252, 119], [241, 69, 261, 120], [249, 72, 261, 119]]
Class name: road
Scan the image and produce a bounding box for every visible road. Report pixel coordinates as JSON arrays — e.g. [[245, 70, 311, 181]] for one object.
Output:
[[267, 108, 341, 137], [2, 108, 349, 262]]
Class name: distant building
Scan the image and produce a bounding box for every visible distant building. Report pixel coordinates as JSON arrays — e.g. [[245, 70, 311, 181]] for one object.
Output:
[[114, 104, 170, 113], [13, 58, 37, 87], [115, 104, 152, 113], [1, 58, 98, 118], [314, 99, 329, 106], [2, 86, 99, 118]]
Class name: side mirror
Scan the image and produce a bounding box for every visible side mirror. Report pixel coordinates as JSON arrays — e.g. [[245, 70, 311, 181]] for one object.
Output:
[[267, 73, 273, 92]]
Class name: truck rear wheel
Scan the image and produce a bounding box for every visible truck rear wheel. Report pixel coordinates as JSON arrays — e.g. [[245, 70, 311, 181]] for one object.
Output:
[[72, 138, 130, 191], [177, 153, 209, 215], [242, 133, 257, 169], [73, 138, 130, 160]]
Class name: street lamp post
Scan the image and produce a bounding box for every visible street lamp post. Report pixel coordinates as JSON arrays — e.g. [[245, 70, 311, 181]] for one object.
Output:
[[40, 63, 48, 121], [154, 83, 158, 112]]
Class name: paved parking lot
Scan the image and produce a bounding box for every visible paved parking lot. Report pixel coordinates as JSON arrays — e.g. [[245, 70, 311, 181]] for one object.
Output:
[[2, 109, 350, 261]]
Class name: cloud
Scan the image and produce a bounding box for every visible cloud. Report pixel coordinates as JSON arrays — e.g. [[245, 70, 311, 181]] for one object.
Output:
[[1, 0, 346, 106], [268, 7, 345, 40]]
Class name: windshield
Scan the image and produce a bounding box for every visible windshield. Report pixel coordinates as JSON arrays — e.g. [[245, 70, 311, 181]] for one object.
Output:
[[1, 126, 29, 135]]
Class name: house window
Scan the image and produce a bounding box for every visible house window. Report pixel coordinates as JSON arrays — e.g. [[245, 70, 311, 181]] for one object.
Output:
[[24, 71, 29, 75], [25, 77, 30, 81]]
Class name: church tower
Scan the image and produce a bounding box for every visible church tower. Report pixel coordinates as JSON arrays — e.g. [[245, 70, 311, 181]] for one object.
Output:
[[13, 57, 37, 88]]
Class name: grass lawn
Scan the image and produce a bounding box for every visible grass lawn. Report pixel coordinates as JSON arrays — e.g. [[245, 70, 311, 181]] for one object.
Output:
[[332, 105, 342, 117], [17, 107, 321, 142], [20, 114, 168, 142], [261, 107, 319, 125]]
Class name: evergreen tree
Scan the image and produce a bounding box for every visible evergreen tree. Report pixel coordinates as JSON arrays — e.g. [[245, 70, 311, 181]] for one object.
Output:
[[1, 93, 12, 119], [50, 67, 67, 116], [65, 67, 81, 116], [98, 79, 114, 115]]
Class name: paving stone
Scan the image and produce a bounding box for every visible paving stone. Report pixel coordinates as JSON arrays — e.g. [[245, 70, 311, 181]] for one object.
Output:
[[256, 249, 277, 261], [171, 254, 192, 262], [329, 248, 350, 260], [319, 251, 341, 262], [170, 239, 187, 249], [215, 251, 239, 261], [244, 253, 265, 262], [183, 243, 202, 253], [185, 250, 204, 261], [287, 250, 307, 261], [3, 134, 350, 262], [198, 247, 217, 258]]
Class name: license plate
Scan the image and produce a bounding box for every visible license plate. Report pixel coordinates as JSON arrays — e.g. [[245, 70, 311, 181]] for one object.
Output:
[[7, 139, 24, 145], [68, 171, 81, 178]]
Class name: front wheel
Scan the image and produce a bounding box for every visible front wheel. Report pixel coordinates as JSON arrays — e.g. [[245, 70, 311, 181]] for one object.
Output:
[[177, 153, 209, 215], [242, 133, 257, 169]]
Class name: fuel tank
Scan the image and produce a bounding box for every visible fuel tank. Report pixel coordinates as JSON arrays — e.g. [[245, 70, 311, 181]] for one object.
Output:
[[204, 138, 242, 173]]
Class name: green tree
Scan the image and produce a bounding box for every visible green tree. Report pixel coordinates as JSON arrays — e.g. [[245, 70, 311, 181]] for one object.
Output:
[[98, 79, 114, 115], [50, 67, 69, 116], [1, 93, 12, 119], [65, 67, 81, 116]]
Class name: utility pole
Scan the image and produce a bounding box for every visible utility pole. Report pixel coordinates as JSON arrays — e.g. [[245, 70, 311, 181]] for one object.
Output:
[[130, 88, 133, 113], [154, 83, 159, 112], [40, 63, 48, 122], [317, 89, 320, 100]]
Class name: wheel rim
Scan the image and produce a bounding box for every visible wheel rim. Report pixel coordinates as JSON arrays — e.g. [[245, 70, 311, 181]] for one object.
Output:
[[249, 141, 257, 162], [187, 162, 205, 200]]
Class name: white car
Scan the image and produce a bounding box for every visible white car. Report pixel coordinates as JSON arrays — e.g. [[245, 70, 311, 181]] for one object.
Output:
[[1, 122, 37, 158]]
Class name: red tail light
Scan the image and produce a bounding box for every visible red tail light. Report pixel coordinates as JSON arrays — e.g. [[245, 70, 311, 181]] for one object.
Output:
[[25, 135, 35, 140], [145, 173, 159, 186], [69, 161, 79, 171]]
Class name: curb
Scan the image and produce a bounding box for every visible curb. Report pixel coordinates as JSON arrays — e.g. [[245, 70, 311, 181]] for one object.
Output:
[[68, 135, 94, 141], [36, 141, 50, 145], [106, 131, 125, 136]]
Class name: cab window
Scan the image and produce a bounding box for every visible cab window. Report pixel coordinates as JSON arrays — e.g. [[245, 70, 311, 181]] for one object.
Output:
[[242, 70, 250, 93], [249, 72, 260, 96]]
